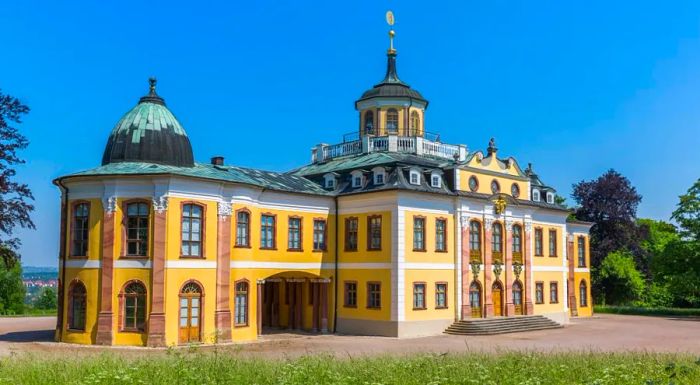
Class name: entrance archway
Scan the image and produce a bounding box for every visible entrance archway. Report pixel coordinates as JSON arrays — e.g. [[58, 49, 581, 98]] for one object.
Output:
[[512, 280, 523, 315], [179, 281, 203, 344], [259, 273, 330, 334], [469, 281, 482, 318], [492, 281, 504, 317]]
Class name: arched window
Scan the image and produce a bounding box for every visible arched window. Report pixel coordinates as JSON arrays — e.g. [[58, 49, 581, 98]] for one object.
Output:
[[68, 281, 87, 331], [386, 108, 399, 133], [469, 221, 481, 253], [71, 203, 90, 256], [179, 281, 203, 343], [492, 223, 503, 253], [512, 224, 522, 256], [469, 281, 481, 318], [234, 280, 249, 326], [125, 202, 149, 256], [235, 210, 250, 247], [181, 204, 203, 257], [364, 110, 374, 134], [122, 281, 147, 331], [579, 280, 588, 307], [409, 111, 420, 134], [512, 280, 523, 315]]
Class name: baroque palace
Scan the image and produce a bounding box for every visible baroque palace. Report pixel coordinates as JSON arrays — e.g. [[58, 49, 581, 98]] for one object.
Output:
[[54, 19, 592, 346]]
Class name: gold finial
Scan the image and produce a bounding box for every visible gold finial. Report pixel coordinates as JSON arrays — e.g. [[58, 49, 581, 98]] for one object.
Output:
[[386, 10, 396, 54], [148, 77, 157, 94]]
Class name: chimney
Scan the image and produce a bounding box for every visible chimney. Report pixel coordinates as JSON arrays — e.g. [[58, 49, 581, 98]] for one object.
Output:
[[211, 156, 224, 166]]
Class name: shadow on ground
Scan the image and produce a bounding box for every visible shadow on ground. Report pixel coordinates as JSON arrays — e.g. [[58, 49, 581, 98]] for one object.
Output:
[[0, 330, 54, 342]]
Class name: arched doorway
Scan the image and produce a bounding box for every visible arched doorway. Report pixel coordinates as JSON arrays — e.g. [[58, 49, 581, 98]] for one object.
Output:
[[469, 281, 482, 318], [512, 280, 523, 315], [259, 273, 330, 334], [492, 281, 504, 317], [179, 281, 203, 344]]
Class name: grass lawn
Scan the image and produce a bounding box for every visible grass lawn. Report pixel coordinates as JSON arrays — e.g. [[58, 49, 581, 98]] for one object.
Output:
[[594, 305, 700, 317], [1, 351, 699, 384]]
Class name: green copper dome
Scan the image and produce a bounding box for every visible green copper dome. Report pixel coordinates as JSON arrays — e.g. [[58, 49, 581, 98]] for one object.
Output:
[[101, 78, 195, 167]]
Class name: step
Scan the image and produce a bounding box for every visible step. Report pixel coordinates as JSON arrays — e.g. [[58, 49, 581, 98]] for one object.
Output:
[[444, 315, 563, 335]]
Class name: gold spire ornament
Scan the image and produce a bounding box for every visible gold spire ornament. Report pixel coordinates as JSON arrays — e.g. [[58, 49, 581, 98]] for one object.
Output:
[[386, 10, 396, 54]]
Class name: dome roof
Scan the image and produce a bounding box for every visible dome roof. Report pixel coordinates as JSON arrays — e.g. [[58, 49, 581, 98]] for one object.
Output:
[[356, 52, 428, 106], [101, 79, 194, 167]]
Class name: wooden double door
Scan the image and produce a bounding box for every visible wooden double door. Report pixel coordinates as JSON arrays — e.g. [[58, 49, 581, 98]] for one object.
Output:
[[179, 282, 202, 344], [492, 282, 504, 317]]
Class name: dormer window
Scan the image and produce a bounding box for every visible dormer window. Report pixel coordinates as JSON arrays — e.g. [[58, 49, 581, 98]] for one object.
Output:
[[532, 190, 540, 202], [431, 174, 441, 188], [546, 192, 554, 204], [372, 167, 386, 185], [409, 170, 420, 185], [323, 173, 338, 189], [353, 176, 362, 188], [325, 179, 335, 189]]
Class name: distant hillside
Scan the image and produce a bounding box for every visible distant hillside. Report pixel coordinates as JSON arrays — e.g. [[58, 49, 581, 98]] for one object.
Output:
[[22, 266, 58, 274], [22, 266, 58, 280]]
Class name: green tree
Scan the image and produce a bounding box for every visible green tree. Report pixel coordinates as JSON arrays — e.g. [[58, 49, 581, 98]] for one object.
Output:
[[0, 261, 24, 314], [597, 251, 645, 305], [34, 286, 57, 310], [671, 179, 700, 241], [652, 239, 700, 307]]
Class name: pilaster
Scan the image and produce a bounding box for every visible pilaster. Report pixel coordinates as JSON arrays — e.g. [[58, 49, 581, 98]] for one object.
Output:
[[460, 215, 471, 320], [215, 202, 232, 342], [483, 217, 494, 317], [524, 221, 534, 315], [567, 235, 578, 316], [96, 197, 116, 345], [504, 218, 515, 316], [147, 195, 168, 347]]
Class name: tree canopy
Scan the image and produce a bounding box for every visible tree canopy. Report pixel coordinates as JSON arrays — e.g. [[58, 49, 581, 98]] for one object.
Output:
[[0, 90, 34, 267]]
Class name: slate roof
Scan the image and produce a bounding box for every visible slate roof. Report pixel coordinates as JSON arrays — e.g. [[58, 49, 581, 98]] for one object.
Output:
[[56, 162, 332, 196], [290, 152, 456, 177], [456, 190, 571, 212], [355, 52, 428, 106]]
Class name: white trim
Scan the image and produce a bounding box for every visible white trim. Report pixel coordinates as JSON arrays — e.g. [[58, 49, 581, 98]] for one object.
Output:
[[403, 263, 455, 270], [165, 260, 217, 269], [229, 198, 330, 214], [229, 261, 395, 270], [65, 260, 100, 269], [531, 265, 567, 272], [574, 267, 590, 273], [115, 260, 152, 269]]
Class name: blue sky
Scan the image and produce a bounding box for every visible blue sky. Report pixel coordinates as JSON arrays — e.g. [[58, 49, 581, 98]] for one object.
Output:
[[2, 1, 699, 267]]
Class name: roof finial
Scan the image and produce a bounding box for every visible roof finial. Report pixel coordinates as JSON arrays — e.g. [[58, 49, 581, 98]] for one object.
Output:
[[148, 77, 157, 95], [386, 10, 396, 54]]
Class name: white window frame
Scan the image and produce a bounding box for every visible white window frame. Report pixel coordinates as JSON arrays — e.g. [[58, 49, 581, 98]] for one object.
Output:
[[351, 171, 364, 188], [533, 190, 540, 202], [546, 192, 554, 204], [372, 167, 386, 185], [430, 173, 441, 188], [409, 170, 420, 185], [323, 173, 337, 189]]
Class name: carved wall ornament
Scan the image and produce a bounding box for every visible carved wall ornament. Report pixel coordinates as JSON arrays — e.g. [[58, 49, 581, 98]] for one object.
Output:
[[218, 202, 233, 217], [513, 262, 523, 278], [460, 214, 470, 227], [505, 218, 514, 228], [494, 196, 507, 215], [484, 217, 494, 227], [152, 196, 169, 214], [493, 261, 503, 278], [102, 196, 117, 213], [524, 221, 533, 234], [470, 260, 481, 280]]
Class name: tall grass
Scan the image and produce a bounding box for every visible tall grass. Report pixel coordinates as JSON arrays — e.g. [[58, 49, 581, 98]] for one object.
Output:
[[1, 351, 699, 384], [594, 305, 700, 317]]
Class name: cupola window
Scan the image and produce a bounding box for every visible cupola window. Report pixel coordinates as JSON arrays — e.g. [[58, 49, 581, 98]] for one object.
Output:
[[409, 111, 420, 135], [386, 108, 399, 133], [364, 110, 374, 135]]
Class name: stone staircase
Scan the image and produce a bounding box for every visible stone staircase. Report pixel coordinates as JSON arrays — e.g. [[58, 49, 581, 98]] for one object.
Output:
[[445, 315, 562, 335]]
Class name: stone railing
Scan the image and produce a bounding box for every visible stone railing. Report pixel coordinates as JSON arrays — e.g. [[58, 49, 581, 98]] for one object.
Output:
[[312, 135, 468, 163]]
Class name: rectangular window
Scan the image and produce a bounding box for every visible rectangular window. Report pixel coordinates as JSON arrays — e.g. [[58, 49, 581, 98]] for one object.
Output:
[[367, 282, 381, 309], [535, 282, 544, 304], [549, 229, 557, 257], [368, 215, 382, 250], [345, 217, 358, 251], [313, 219, 327, 251], [375, 173, 384, 184], [287, 217, 301, 250], [413, 217, 425, 251], [413, 283, 426, 309], [435, 282, 447, 309], [126, 202, 149, 256], [578, 236, 586, 267], [71, 203, 90, 257], [235, 210, 250, 247], [435, 219, 447, 252], [234, 281, 249, 326], [534, 228, 543, 256], [550, 282, 558, 303], [344, 281, 357, 307], [260, 214, 276, 249], [181, 204, 203, 257]]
